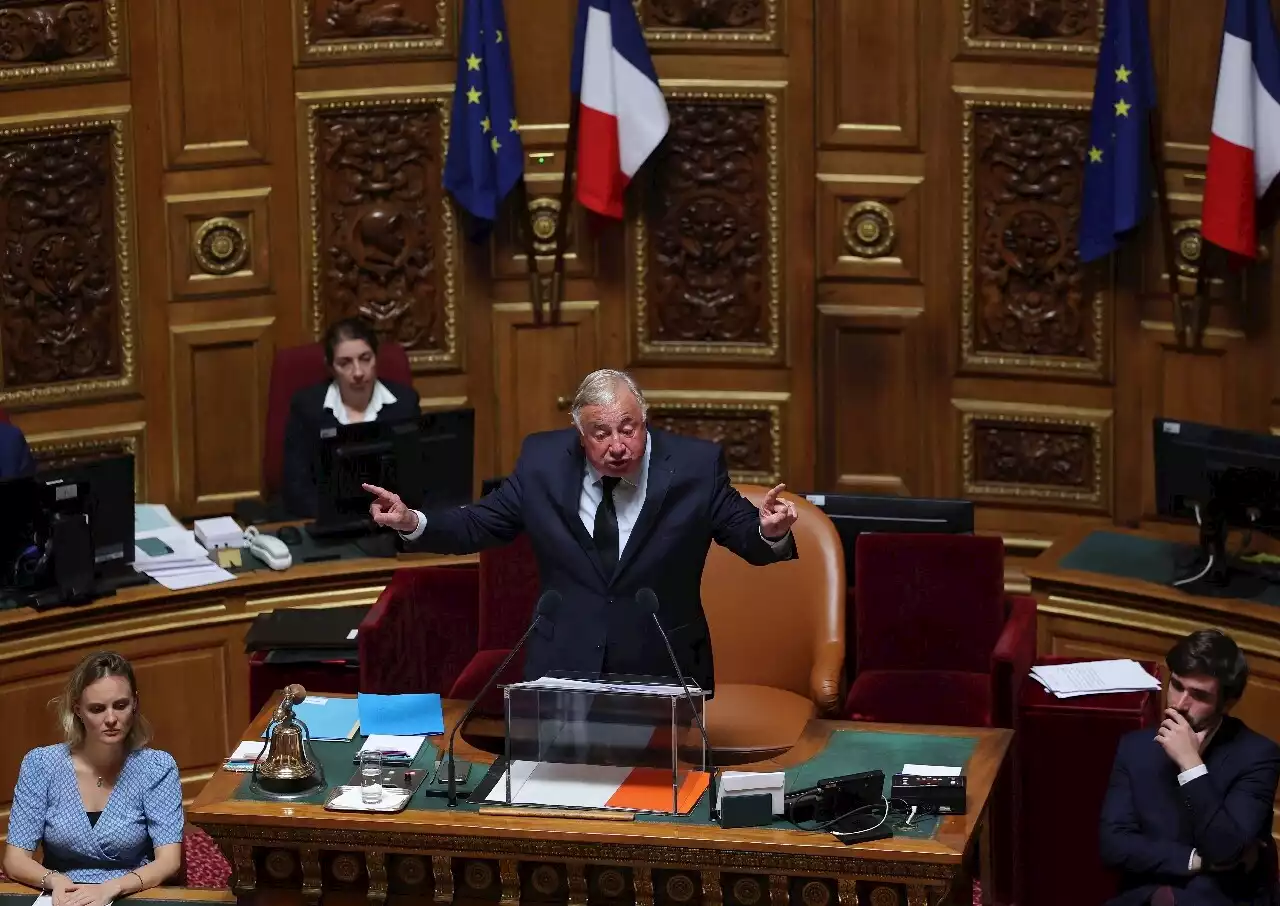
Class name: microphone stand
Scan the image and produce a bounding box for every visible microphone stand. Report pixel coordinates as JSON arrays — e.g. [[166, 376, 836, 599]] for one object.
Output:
[[648, 611, 719, 821]]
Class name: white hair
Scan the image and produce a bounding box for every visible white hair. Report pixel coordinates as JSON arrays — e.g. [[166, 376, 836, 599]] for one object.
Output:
[[570, 369, 648, 429]]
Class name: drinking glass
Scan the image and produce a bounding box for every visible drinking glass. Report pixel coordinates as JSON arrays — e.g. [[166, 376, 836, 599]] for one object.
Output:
[[359, 750, 383, 805]]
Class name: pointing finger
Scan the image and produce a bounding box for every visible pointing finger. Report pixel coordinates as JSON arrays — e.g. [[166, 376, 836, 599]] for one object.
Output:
[[362, 483, 394, 499]]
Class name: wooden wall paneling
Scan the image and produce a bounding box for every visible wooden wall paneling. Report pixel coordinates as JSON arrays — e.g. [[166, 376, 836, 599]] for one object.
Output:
[[0, 106, 139, 408], [815, 173, 923, 284], [293, 0, 453, 64], [491, 301, 601, 473], [0, 0, 127, 89], [638, 0, 783, 50], [156, 0, 268, 168], [647, 391, 789, 486], [169, 317, 276, 514], [959, 0, 1102, 56], [26, 421, 149, 499], [164, 187, 273, 299]]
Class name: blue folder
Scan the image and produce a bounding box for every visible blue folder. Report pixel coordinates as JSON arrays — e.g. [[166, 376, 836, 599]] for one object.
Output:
[[357, 692, 445, 736], [262, 696, 360, 741]]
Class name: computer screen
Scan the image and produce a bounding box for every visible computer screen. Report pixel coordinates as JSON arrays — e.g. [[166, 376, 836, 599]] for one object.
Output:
[[39, 454, 135, 567], [804, 493, 975, 579], [1153, 418, 1280, 532], [0, 475, 48, 589], [416, 408, 475, 509]]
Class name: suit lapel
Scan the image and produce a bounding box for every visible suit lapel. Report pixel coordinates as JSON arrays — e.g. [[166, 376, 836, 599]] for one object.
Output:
[[554, 437, 608, 584], [615, 430, 673, 582]]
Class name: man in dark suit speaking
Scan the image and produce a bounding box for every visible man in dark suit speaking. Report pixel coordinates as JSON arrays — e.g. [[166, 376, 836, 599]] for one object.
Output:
[[1099, 629, 1280, 906], [363, 368, 798, 692]]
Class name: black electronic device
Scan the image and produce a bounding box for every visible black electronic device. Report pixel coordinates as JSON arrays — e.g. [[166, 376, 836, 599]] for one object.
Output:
[[276, 525, 304, 546], [784, 769, 884, 825], [0, 475, 48, 592], [440, 590, 561, 807], [805, 493, 974, 580], [719, 792, 773, 828], [635, 588, 719, 818], [31, 476, 95, 610], [1153, 418, 1280, 587], [891, 773, 967, 815], [40, 454, 136, 571]]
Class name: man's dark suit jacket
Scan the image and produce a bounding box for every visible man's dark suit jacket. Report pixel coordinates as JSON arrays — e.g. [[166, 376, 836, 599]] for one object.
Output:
[[281, 380, 420, 518], [0, 422, 36, 480], [407, 426, 797, 692], [1100, 714, 1280, 906]]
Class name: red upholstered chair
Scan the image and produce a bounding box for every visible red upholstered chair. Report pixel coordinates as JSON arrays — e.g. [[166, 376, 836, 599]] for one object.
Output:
[[358, 534, 541, 714], [0, 407, 9, 422], [261, 340, 413, 500]]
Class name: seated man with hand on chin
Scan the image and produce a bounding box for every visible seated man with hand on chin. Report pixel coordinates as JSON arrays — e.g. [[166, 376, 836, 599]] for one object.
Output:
[[1100, 628, 1280, 906]]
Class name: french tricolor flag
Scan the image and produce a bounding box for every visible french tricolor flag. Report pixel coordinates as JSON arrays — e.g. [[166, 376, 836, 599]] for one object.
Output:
[[1202, 0, 1280, 258], [570, 0, 669, 218]]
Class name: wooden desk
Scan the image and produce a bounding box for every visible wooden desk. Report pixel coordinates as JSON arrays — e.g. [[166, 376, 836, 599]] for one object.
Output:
[[189, 698, 1012, 906], [0, 882, 235, 904], [2, 550, 475, 820]]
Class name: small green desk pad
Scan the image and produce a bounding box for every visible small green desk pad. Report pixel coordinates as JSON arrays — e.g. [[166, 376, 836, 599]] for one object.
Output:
[[233, 730, 978, 840]]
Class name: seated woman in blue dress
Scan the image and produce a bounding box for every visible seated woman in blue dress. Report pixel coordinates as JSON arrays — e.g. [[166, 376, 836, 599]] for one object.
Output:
[[3, 651, 184, 906]]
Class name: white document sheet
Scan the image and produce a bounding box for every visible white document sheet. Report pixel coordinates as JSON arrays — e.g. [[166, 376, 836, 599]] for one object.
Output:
[[903, 764, 963, 776], [517, 676, 693, 697], [484, 760, 632, 808], [1029, 659, 1160, 698]]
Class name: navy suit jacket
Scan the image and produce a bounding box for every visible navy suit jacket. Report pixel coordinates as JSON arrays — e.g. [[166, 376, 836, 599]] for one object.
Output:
[[0, 422, 36, 480], [407, 427, 796, 692], [1100, 714, 1280, 906]]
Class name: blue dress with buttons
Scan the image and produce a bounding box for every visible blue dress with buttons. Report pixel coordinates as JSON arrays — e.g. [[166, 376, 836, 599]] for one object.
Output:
[[7, 745, 184, 883]]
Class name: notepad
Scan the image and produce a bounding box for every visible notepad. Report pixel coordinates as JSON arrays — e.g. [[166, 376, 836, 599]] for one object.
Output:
[[261, 696, 360, 741], [357, 692, 444, 736]]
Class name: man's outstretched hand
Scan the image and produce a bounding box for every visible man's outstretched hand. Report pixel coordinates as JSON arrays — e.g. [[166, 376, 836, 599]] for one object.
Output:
[[759, 483, 799, 540], [364, 483, 419, 534]]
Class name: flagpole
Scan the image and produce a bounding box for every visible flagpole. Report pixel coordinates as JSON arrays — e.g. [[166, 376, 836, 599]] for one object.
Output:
[[547, 96, 582, 327], [513, 175, 545, 326], [1146, 107, 1190, 348]]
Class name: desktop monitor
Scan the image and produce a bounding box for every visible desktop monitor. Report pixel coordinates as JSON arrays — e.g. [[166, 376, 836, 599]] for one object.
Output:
[[40, 454, 136, 569], [416, 408, 475, 509], [804, 493, 975, 580], [0, 475, 48, 591], [1153, 418, 1280, 533]]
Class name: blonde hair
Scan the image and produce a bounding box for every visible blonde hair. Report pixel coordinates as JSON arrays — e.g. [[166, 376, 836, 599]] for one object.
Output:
[[54, 651, 152, 750], [570, 369, 648, 429]]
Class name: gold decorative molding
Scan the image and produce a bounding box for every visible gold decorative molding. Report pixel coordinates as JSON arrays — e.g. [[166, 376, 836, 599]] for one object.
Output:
[[26, 420, 147, 500], [527, 196, 562, 255], [0, 106, 138, 407], [633, 0, 781, 48], [959, 97, 1105, 376], [0, 0, 127, 87], [1171, 218, 1203, 278], [193, 216, 250, 275], [646, 390, 788, 486], [632, 83, 783, 361], [843, 201, 896, 259], [961, 0, 1103, 55], [294, 0, 450, 63], [954, 399, 1111, 511], [296, 86, 458, 371]]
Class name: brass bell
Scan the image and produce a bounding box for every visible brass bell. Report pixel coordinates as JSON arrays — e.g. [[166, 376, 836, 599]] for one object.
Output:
[[250, 684, 326, 799]]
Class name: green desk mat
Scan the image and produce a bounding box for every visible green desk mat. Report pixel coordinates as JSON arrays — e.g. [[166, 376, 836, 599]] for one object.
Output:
[[1058, 530, 1280, 607], [233, 730, 978, 840]]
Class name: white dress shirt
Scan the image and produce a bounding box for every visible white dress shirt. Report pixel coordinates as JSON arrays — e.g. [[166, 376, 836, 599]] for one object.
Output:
[[1178, 719, 1220, 872], [401, 437, 793, 554], [323, 380, 398, 425]]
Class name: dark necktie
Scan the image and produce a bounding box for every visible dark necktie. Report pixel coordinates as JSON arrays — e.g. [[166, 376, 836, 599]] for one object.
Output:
[[593, 476, 621, 576]]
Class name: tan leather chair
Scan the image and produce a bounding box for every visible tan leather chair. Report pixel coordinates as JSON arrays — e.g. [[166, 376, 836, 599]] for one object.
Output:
[[700, 485, 845, 762]]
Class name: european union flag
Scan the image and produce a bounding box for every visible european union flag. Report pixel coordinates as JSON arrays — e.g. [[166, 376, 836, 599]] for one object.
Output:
[[443, 0, 524, 234], [1079, 0, 1158, 262]]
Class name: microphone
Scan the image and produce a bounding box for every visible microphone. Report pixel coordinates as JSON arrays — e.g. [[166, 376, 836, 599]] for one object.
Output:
[[445, 589, 561, 807], [635, 588, 718, 819]]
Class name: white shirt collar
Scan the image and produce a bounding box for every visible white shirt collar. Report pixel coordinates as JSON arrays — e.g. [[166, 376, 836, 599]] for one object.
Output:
[[585, 433, 651, 491], [323, 380, 397, 426]]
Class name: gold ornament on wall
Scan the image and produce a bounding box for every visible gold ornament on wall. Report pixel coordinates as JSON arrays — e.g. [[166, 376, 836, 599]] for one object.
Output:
[[527, 197, 563, 255], [1171, 219, 1203, 278], [193, 217, 250, 276], [842, 201, 895, 259]]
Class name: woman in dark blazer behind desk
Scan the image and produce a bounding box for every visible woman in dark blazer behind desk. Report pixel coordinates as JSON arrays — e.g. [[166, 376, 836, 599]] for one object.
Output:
[[282, 317, 419, 518]]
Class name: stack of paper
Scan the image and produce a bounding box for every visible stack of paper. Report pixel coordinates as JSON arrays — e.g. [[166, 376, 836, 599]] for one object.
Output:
[[133, 524, 235, 590], [515, 677, 695, 697], [484, 761, 710, 813], [194, 516, 245, 551], [135, 503, 182, 533], [358, 734, 428, 765], [224, 741, 266, 772], [1029, 659, 1161, 698]]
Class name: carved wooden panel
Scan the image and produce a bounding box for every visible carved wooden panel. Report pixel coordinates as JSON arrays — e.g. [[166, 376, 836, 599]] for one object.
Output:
[[491, 301, 599, 474], [632, 88, 782, 362], [636, 0, 780, 49], [294, 0, 449, 63], [0, 109, 136, 407], [156, 0, 267, 167], [165, 188, 271, 299], [647, 394, 785, 486], [816, 175, 922, 283], [816, 0, 919, 147], [299, 89, 458, 371], [961, 99, 1104, 377], [169, 317, 275, 516], [962, 0, 1102, 55], [955, 400, 1111, 511], [817, 306, 921, 496], [26, 421, 147, 499], [0, 0, 125, 87]]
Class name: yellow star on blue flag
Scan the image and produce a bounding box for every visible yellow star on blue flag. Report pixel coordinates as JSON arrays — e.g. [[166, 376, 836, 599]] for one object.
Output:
[[444, 0, 525, 236]]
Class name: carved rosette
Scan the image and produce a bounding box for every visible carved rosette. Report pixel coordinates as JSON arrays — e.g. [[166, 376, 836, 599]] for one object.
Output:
[[193, 216, 250, 275], [633, 88, 782, 361], [955, 400, 1112, 511], [960, 99, 1104, 377], [26, 421, 146, 498], [299, 88, 458, 371], [962, 0, 1102, 54], [295, 0, 449, 62], [0, 0, 125, 87], [634, 0, 779, 48], [646, 395, 785, 485], [843, 201, 895, 259], [0, 108, 137, 406]]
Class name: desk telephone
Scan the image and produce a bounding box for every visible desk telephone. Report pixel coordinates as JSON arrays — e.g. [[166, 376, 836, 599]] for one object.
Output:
[[245, 526, 292, 570]]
